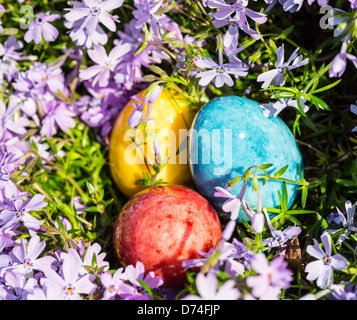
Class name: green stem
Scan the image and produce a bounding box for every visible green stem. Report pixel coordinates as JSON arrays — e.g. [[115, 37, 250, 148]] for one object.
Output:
[[303, 62, 332, 95]]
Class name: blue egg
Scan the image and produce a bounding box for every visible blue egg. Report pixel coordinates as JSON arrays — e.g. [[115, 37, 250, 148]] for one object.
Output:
[[188, 96, 303, 222]]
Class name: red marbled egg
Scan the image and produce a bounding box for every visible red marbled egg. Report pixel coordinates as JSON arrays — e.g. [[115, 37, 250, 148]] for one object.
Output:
[[113, 185, 222, 288]]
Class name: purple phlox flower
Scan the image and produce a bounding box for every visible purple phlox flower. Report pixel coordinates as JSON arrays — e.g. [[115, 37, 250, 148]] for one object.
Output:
[[27, 61, 66, 94], [279, 0, 304, 13], [29, 135, 53, 161], [305, 232, 348, 289], [331, 283, 357, 300], [257, 45, 308, 89], [64, 13, 108, 48], [0, 194, 46, 231], [0, 188, 29, 212], [1, 233, 55, 277], [0, 272, 38, 300], [349, 0, 357, 9], [118, 261, 163, 300], [0, 96, 30, 139], [26, 281, 64, 300], [214, 181, 247, 220], [44, 248, 97, 300], [262, 207, 302, 249], [54, 216, 72, 232], [212, 17, 241, 48], [241, 190, 265, 234], [40, 100, 77, 138], [64, 0, 123, 35], [329, 51, 357, 78], [246, 252, 293, 299], [182, 242, 245, 278], [100, 268, 126, 300], [0, 135, 29, 166], [72, 196, 87, 215], [325, 200, 357, 246], [351, 103, 357, 133], [261, 0, 279, 12], [182, 270, 240, 300], [207, 0, 267, 39], [260, 96, 309, 118], [80, 242, 109, 275], [24, 11, 61, 45], [132, 0, 170, 38], [0, 36, 28, 83], [195, 48, 248, 88], [327, 8, 351, 38], [307, 0, 329, 6], [79, 43, 131, 87], [0, 223, 19, 252], [128, 85, 163, 128], [0, 152, 20, 198], [231, 238, 255, 270]]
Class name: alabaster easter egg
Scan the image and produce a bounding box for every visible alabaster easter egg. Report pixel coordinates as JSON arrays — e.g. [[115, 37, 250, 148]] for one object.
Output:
[[109, 88, 195, 198], [188, 96, 304, 222], [113, 184, 222, 288]]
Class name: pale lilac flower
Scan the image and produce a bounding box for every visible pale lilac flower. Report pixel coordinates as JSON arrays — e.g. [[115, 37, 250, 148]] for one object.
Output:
[[263, 208, 301, 249], [64, 14, 108, 48], [214, 181, 247, 220], [128, 85, 163, 128], [212, 18, 240, 48], [118, 261, 163, 300], [257, 46, 308, 89], [0, 36, 28, 83], [196, 49, 248, 88], [44, 248, 97, 300], [349, 0, 357, 9], [0, 194, 46, 231], [280, 0, 304, 12], [329, 52, 357, 78], [241, 191, 265, 234], [207, 0, 267, 38], [305, 232, 348, 289], [0, 224, 19, 252], [132, 0, 170, 38], [182, 271, 240, 300], [28, 61, 66, 94], [246, 252, 293, 299], [64, 0, 123, 35], [80, 242, 109, 275], [0, 97, 29, 138], [260, 96, 309, 118], [0, 273, 38, 300], [73, 196, 87, 215], [24, 11, 61, 45], [40, 101, 77, 138], [182, 243, 245, 278], [0, 153, 20, 198], [100, 268, 126, 300], [79, 43, 131, 87], [1, 234, 55, 276], [307, 0, 329, 6], [326, 201, 357, 245], [26, 281, 64, 300], [331, 283, 357, 300]]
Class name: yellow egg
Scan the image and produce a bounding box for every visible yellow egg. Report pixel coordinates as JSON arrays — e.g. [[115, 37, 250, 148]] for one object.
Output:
[[109, 88, 196, 198]]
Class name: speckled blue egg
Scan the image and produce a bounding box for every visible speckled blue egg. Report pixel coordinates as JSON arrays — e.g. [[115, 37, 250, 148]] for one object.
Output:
[[188, 96, 303, 222]]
